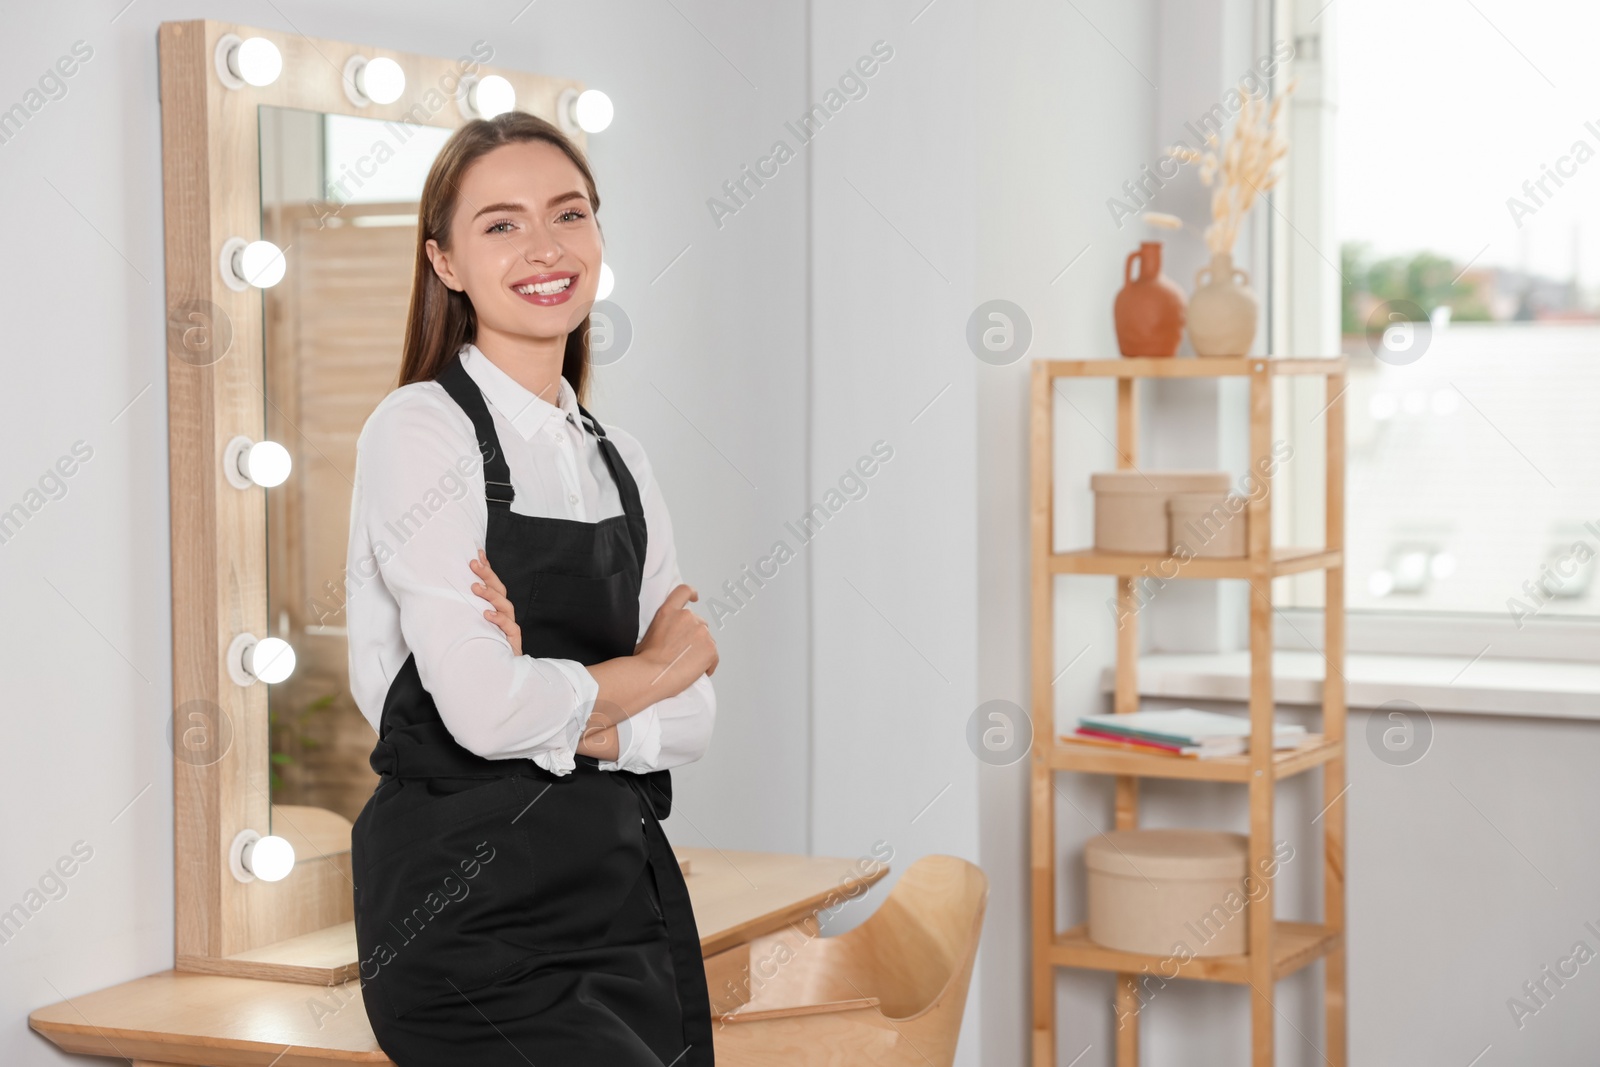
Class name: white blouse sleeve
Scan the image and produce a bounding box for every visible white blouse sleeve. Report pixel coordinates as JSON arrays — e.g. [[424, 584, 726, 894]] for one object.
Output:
[[351, 390, 594, 775], [595, 428, 717, 774]]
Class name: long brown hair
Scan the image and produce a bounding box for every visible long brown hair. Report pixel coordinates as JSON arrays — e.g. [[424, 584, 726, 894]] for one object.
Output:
[[397, 111, 603, 399]]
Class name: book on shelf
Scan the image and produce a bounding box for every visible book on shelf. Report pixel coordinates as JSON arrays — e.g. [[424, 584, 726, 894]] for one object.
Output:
[[1070, 725, 1245, 759], [1066, 708, 1307, 759]]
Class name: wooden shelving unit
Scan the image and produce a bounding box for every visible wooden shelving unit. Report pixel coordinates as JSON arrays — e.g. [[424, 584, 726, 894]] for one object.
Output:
[[1028, 356, 1349, 1067]]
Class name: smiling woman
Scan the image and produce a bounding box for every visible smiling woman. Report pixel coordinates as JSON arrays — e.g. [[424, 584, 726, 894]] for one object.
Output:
[[399, 119, 606, 402], [347, 110, 719, 1066]]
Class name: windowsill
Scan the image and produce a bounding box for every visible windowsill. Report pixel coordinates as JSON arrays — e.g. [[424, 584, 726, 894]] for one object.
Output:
[[1103, 651, 1600, 722]]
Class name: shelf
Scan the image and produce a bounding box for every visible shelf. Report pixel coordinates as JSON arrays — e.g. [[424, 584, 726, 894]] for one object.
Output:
[[1047, 546, 1340, 579], [1049, 734, 1339, 782], [1028, 350, 1348, 1064], [1039, 356, 1346, 379], [1047, 921, 1343, 984]]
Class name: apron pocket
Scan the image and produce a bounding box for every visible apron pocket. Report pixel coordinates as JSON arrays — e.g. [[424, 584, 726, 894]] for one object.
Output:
[[353, 776, 542, 1019], [506, 769, 654, 953], [526, 568, 640, 654], [532, 566, 635, 602]]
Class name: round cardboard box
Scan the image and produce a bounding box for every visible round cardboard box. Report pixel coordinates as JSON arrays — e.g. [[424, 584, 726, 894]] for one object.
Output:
[[1085, 829, 1250, 957], [1168, 492, 1248, 558], [1090, 471, 1231, 554]]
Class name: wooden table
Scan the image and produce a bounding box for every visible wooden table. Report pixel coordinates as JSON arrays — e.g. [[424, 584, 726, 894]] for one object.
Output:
[[28, 847, 889, 1066]]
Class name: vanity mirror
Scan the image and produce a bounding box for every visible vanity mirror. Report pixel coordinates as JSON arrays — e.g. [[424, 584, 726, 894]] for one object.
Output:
[[159, 19, 599, 985], [258, 106, 450, 829]]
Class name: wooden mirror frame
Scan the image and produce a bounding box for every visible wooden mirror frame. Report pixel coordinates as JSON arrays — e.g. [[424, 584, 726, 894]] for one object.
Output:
[[158, 18, 587, 985]]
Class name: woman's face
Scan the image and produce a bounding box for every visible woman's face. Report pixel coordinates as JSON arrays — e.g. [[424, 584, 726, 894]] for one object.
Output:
[[426, 139, 602, 348]]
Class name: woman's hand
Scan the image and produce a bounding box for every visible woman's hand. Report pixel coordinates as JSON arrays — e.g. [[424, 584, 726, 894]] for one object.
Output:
[[635, 584, 719, 697], [470, 549, 521, 656], [475, 554, 716, 728]]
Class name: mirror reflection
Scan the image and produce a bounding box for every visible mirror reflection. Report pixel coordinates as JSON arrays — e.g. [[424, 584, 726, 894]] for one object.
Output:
[[258, 105, 452, 836]]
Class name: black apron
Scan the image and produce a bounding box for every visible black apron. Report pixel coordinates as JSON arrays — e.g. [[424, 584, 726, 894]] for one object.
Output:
[[350, 353, 714, 1066]]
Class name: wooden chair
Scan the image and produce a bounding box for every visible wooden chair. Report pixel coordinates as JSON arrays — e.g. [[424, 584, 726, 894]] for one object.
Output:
[[705, 853, 988, 1066]]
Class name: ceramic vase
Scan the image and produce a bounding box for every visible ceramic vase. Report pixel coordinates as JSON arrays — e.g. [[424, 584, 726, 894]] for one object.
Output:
[[1187, 252, 1258, 357], [1113, 241, 1186, 358]]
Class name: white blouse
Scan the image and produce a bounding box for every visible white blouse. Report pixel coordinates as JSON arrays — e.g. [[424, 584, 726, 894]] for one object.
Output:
[[344, 343, 716, 777]]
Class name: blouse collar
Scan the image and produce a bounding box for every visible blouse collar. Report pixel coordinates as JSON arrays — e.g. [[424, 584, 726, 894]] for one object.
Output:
[[457, 343, 581, 441]]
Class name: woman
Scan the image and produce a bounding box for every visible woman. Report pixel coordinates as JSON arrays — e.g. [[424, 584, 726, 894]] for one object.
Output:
[[346, 111, 719, 1066]]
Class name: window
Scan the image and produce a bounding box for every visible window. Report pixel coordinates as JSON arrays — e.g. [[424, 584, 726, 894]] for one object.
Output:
[[323, 113, 452, 206], [1280, 0, 1600, 653]]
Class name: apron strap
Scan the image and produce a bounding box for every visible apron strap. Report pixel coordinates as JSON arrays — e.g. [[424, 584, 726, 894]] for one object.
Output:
[[436, 353, 516, 509], [576, 400, 649, 567]]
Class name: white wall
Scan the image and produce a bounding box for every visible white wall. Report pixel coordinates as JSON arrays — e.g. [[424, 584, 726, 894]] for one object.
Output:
[[803, 4, 984, 1063], [974, 0, 1161, 1062]]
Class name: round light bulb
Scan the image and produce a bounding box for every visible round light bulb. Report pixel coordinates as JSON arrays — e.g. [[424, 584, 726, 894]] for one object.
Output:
[[1430, 551, 1457, 580], [1368, 392, 1397, 421], [1394, 551, 1429, 587], [597, 262, 615, 300], [473, 75, 516, 118], [361, 57, 406, 104], [232, 37, 282, 87], [245, 835, 296, 881], [233, 240, 286, 288], [573, 89, 614, 132], [250, 636, 296, 684], [243, 440, 292, 487], [1367, 570, 1395, 598]]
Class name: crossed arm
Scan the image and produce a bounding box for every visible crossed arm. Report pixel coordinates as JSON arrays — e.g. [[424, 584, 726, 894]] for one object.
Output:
[[468, 547, 718, 763]]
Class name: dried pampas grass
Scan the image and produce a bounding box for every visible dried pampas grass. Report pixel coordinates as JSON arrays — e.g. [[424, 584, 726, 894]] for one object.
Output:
[[1169, 79, 1297, 257]]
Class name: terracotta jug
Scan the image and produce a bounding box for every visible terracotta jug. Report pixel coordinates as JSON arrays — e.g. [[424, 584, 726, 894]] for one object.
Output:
[[1114, 242, 1186, 358], [1187, 252, 1259, 357]]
